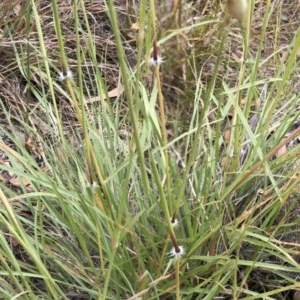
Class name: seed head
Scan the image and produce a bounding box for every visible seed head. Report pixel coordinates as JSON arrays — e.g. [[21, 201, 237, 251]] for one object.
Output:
[[170, 245, 185, 259], [149, 55, 164, 66], [58, 70, 73, 81], [171, 218, 178, 228]]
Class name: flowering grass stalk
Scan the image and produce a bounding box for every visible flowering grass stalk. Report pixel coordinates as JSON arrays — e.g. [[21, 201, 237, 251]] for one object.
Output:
[[149, 1, 172, 206], [148, 4, 183, 296], [175, 257, 180, 299]]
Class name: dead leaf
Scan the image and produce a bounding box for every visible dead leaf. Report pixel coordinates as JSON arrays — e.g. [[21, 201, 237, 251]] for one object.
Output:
[[13, 3, 22, 16], [9, 234, 20, 247], [224, 129, 231, 142], [221, 156, 228, 168], [0, 172, 9, 183], [85, 85, 124, 105], [131, 22, 139, 31], [108, 86, 123, 98], [294, 290, 300, 300], [125, 31, 136, 40], [275, 144, 287, 157], [9, 177, 34, 191]]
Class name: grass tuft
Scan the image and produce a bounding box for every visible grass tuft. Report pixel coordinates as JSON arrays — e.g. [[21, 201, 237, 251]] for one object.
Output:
[[0, 0, 299, 299]]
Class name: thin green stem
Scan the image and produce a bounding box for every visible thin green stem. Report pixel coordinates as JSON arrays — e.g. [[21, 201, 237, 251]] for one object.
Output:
[[51, 0, 68, 73], [175, 257, 180, 300], [100, 229, 121, 300], [105, 0, 150, 196], [30, 0, 64, 141], [150, 153, 176, 241]]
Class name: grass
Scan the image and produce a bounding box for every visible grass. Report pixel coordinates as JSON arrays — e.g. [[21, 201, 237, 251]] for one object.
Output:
[[0, 0, 300, 299]]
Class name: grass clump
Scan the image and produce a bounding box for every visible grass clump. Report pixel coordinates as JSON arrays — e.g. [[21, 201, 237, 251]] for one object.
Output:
[[0, 0, 299, 299]]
